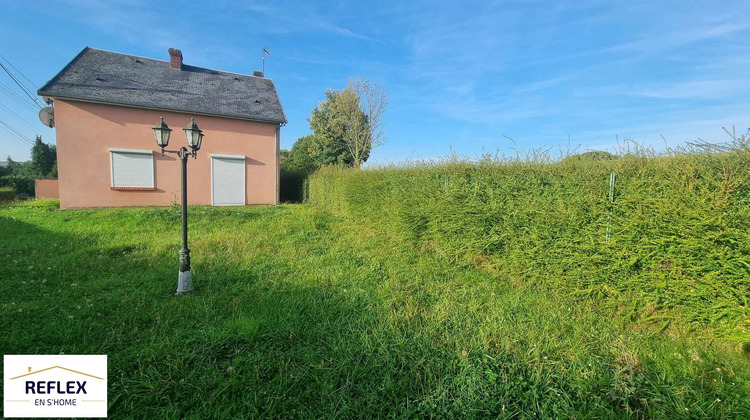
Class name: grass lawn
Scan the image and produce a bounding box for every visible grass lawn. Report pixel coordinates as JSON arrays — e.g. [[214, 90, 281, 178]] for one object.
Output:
[[1, 199, 748, 418]]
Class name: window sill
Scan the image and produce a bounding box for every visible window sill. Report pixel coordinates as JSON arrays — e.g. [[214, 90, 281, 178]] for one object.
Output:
[[110, 187, 156, 191]]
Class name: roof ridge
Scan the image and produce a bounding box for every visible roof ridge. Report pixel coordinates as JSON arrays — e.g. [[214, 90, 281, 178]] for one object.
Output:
[[84, 47, 269, 81]]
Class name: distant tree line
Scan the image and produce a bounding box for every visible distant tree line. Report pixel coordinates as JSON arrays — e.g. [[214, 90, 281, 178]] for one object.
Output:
[[280, 78, 388, 202], [0, 136, 57, 197]]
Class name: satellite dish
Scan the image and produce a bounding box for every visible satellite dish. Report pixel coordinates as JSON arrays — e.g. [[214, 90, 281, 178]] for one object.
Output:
[[39, 107, 54, 128]]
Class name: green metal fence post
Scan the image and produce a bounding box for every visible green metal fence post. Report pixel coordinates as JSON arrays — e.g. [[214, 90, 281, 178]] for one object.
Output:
[[606, 172, 616, 243]]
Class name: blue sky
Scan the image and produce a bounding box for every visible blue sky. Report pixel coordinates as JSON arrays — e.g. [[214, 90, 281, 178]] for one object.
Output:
[[1, 0, 749, 163]]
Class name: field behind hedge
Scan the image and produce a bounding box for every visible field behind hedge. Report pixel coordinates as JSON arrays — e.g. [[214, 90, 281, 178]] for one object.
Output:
[[310, 147, 750, 344]]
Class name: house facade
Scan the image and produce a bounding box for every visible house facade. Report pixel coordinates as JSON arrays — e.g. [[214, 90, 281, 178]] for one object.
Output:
[[38, 47, 286, 209]]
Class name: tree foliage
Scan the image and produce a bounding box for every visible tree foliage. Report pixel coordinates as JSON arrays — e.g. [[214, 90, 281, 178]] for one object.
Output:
[[0, 156, 37, 196], [339, 78, 388, 168], [30, 136, 57, 177], [281, 135, 318, 174], [308, 90, 359, 167], [279, 148, 290, 166], [0, 157, 11, 177], [308, 79, 388, 169], [279, 79, 388, 201], [0, 137, 58, 196]]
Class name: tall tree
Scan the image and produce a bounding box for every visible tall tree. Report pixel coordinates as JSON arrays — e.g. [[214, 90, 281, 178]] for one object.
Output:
[[308, 90, 357, 167], [0, 157, 12, 176], [340, 78, 388, 168], [308, 79, 388, 169], [30, 136, 56, 177], [279, 148, 290, 166], [5, 156, 19, 173], [281, 135, 318, 174]]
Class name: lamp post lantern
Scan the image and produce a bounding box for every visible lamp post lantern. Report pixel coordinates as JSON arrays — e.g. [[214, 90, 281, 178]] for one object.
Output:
[[152, 117, 204, 295]]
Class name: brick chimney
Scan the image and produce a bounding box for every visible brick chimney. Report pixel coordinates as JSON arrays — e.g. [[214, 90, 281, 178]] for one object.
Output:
[[168, 48, 183, 70]]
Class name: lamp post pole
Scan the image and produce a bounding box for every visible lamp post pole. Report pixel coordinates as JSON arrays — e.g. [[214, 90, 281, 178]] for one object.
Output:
[[177, 146, 191, 293], [152, 117, 204, 295]]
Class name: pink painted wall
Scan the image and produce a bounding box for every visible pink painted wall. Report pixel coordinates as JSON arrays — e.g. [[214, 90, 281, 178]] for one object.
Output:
[[34, 179, 59, 198], [54, 99, 279, 209]]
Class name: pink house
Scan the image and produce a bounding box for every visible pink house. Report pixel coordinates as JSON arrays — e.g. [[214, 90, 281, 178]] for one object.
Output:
[[38, 47, 286, 209]]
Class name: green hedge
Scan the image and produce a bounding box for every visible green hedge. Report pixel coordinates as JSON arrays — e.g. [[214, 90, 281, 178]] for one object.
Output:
[[280, 170, 308, 203], [0, 176, 34, 196], [0, 187, 14, 201], [310, 151, 750, 342]]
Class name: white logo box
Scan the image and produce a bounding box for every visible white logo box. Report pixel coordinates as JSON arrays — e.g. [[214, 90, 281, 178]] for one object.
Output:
[[4, 355, 107, 418]]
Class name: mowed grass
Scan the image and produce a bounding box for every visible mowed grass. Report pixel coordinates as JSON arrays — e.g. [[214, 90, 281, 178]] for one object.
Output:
[[1, 199, 748, 418]]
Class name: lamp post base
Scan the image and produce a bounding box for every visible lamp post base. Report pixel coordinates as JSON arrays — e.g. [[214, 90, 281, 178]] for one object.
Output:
[[176, 269, 193, 295]]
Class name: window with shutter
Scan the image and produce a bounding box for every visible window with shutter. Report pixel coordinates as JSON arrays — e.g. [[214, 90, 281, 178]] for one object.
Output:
[[211, 154, 246, 205], [109, 148, 155, 189]]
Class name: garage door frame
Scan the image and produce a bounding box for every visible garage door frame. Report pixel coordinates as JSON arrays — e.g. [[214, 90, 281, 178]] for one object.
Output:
[[211, 153, 246, 206]]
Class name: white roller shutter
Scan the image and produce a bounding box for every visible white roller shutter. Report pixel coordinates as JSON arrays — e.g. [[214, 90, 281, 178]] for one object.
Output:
[[109, 148, 154, 188], [211, 154, 246, 206]]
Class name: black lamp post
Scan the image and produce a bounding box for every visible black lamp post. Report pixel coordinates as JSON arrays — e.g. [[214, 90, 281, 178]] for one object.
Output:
[[152, 117, 204, 295]]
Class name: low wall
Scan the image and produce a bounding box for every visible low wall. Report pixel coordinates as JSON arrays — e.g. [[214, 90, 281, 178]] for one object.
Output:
[[34, 179, 59, 198]]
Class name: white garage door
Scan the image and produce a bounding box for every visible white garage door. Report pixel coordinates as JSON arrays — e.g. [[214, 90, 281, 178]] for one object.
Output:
[[211, 154, 246, 206]]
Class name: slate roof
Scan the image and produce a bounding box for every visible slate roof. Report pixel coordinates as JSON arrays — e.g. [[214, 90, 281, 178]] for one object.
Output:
[[38, 47, 286, 124]]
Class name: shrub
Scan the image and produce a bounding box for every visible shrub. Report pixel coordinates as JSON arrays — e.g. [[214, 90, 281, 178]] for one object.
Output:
[[280, 170, 307, 203], [561, 150, 617, 162], [10, 197, 60, 209], [0, 187, 14, 201], [0, 176, 34, 197]]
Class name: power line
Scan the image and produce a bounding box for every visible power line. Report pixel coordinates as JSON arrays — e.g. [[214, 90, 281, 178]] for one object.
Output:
[[0, 80, 30, 99], [0, 91, 37, 112], [0, 79, 39, 111], [0, 58, 38, 98], [0, 82, 38, 112], [0, 102, 38, 131], [0, 61, 41, 109], [0, 54, 38, 89], [0, 118, 35, 146], [0, 119, 34, 145]]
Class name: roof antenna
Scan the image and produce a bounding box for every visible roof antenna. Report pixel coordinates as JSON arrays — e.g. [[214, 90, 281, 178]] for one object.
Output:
[[262, 48, 271, 76]]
